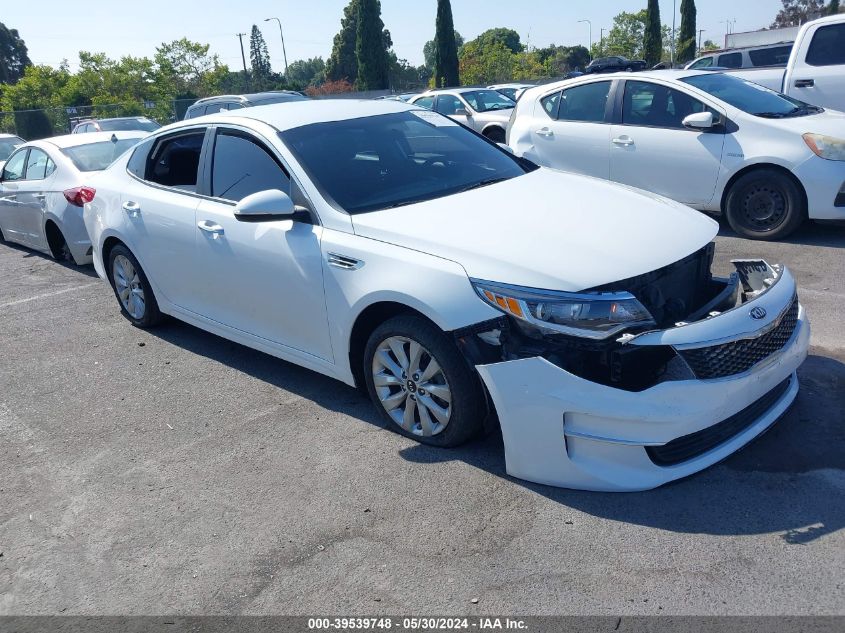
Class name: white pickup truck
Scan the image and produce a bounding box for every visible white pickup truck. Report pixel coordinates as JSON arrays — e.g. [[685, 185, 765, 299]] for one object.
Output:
[[731, 13, 845, 111]]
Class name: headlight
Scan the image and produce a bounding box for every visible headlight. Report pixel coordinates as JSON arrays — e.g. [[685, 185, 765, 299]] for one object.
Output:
[[803, 133, 845, 161], [472, 279, 656, 340]]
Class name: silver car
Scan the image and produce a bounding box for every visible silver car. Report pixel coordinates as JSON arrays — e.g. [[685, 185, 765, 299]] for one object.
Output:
[[410, 88, 515, 143], [0, 131, 146, 264]]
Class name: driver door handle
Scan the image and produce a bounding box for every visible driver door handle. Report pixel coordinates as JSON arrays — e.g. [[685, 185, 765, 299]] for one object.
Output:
[[122, 201, 141, 217], [3, 194, 17, 201], [535, 127, 554, 138], [612, 136, 635, 146], [197, 220, 225, 237], [794, 78, 814, 88], [34, 193, 46, 200]]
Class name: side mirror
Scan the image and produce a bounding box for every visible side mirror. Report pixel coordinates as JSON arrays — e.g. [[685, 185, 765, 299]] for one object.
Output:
[[682, 111, 715, 130], [234, 189, 296, 222], [455, 108, 470, 117]]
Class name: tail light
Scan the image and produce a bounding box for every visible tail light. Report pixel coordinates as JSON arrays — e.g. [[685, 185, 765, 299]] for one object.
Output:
[[63, 186, 96, 207]]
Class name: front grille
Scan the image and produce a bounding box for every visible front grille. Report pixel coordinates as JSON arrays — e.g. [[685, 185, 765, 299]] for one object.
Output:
[[646, 378, 792, 467], [678, 296, 799, 380]]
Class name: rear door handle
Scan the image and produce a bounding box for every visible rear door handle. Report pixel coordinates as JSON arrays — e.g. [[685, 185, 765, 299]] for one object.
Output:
[[197, 220, 225, 238], [612, 137, 634, 146], [3, 194, 17, 201], [122, 201, 141, 217], [794, 79, 815, 88], [535, 127, 554, 138]]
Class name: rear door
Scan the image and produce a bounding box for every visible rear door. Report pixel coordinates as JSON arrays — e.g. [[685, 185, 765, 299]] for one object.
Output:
[[609, 79, 725, 206], [192, 126, 332, 360], [527, 79, 614, 179], [120, 128, 208, 306], [788, 21, 845, 110]]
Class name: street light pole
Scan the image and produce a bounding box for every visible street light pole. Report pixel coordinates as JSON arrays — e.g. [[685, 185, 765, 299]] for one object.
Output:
[[578, 20, 592, 61], [698, 29, 705, 56], [600, 28, 605, 56], [264, 17, 289, 79], [671, 0, 677, 66]]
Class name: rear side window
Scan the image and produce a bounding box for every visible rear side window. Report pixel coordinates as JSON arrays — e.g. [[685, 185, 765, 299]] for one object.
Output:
[[211, 131, 289, 202], [806, 23, 845, 66], [146, 132, 205, 190], [718, 52, 743, 68], [25, 148, 53, 180], [748, 45, 792, 67], [557, 81, 611, 123]]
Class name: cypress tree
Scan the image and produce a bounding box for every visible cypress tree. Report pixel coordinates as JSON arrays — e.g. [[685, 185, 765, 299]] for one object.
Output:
[[355, 0, 390, 89], [434, 0, 460, 87], [326, 0, 361, 82], [249, 25, 273, 88], [830, 0, 841, 15], [677, 0, 697, 64], [643, 0, 663, 66]]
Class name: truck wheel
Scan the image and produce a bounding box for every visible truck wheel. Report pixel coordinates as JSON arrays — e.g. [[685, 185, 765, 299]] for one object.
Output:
[[724, 168, 806, 241]]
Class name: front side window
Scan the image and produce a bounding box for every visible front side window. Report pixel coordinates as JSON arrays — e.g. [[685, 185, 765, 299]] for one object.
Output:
[[434, 95, 465, 116], [718, 52, 743, 68], [623, 81, 710, 129], [25, 148, 52, 180], [460, 90, 514, 112], [280, 111, 532, 215], [211, 132, 290, 202], [689, 56, 714, 69], [682, 73, 819, 118], [557, 81, 611, 123], [2, 149, 28, 181], [413, 96, 435, 110], [146, 132, 205, 190], [62, 139, 144, 172], [806, 23, 845, 67]]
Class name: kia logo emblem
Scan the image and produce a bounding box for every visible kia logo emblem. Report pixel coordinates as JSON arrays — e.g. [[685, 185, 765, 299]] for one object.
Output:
[[750, 307, 767, 320]]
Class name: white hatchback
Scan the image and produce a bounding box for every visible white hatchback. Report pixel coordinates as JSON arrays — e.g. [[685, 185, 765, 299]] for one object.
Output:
[[508, 70, 845, 240], [84, 100, 809, 491]]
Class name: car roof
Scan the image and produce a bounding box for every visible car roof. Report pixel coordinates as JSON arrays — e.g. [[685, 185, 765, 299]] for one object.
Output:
[[0, 133, 23, 139], [417, 86, 501, 96], [76, 117, 152, 124], [28, 130, 149, 149], [192, 91, 303, 105], [166, 99, 416, 133]]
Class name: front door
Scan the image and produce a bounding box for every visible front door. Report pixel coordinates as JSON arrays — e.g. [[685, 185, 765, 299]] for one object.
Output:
[[193, 128, 332, 361], [609, 79, 725, 207]]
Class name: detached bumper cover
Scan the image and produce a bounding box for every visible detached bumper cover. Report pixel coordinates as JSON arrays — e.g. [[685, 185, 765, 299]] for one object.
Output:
[[476, 265, 810, 492]]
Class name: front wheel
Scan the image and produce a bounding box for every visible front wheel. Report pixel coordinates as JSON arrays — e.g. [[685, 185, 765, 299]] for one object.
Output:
[[363, 315, 485, 447], [724, 169, 806, 241], [107, 244, 162, 328]]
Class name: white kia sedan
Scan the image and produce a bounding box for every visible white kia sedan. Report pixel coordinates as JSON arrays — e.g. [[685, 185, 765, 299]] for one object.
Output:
[[508, 70, 845, 240], [0, 131, 147, 264], [84, 100, 809, 491]]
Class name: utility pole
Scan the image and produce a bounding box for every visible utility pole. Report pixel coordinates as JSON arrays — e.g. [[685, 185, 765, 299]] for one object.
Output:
[[671, 0, 677, 66], [600, 28, 605, 56], [264, 17, 289, 79], [236, 32, 249, 74], [698, 29, 705, 56], [578, 20, 592, 61]]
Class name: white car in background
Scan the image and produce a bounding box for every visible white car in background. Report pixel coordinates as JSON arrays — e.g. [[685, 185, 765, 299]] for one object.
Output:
[[84, 100, 808, 492], [0, 131, 146, 264], [0, 133, 25, 174], [509, 70, 845, 240], [488, 83, 535, 102]]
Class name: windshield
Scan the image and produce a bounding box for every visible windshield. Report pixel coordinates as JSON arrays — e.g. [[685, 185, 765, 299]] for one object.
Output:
[[681, 73, 823, 118], [280, 110, 532, 214], [62, 139, 141, 172], [461, 90, 515, 112], [99, 118, 161, 132], [0, 138, 23, 161]]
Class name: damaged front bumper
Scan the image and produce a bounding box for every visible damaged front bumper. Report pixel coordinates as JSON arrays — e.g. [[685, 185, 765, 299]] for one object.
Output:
[[475, 262, 810, 492]]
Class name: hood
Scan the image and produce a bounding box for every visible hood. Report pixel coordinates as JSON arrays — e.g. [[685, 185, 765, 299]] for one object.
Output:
[[351, 168, 718, 292], [763, 108, 845, 136]]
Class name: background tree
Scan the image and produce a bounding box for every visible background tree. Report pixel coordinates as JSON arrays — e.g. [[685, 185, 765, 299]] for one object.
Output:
[[249, 25, 273, 89], [434, 0, 460, 87], [829, 0, 841, 13], [355, 0, 390, 89], [677, 0, 697, 64], [596, 10, 648, 60], [771, 0, 825, 27], [286, 57, 326, 90], [702, 39, 720, 51], [643, 0, 662, 65], [0, 23, 32, 84], [424, 31, 463, 69], [473, 28, 524, 55], [326, 0, 360, 82], [536, 45, 590, 74], [458, 40, 515, 85]]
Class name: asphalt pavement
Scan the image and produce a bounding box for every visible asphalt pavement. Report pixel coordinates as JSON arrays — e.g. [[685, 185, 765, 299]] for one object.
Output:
[[0, 220, 843, 615]]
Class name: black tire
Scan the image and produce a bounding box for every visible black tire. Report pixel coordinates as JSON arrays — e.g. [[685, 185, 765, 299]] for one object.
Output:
[[724, 168, 806, 241], [484, 127, 506, 144], [363, 315, 485, 448], [107, 244, 163, 328], [45, 223, 72, 262]]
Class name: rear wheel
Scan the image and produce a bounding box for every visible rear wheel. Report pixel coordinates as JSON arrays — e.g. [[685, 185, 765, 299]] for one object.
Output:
[[45, 222, 72, 262], [363, 315, 484, 447], [724, 168, 805, 241], [484, 127, 506, 144], [107, 244, 162, 328]]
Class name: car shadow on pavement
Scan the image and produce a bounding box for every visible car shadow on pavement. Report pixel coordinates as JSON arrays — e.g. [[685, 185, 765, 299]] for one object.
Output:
[[0, 241, 100, 277], [715, 218, 845, 247], [400, 353, 845, 543]]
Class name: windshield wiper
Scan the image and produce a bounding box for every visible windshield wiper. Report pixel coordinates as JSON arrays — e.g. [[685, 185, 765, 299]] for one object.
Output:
[[754, 111, 790, 118], [458, 177, 511, 193]]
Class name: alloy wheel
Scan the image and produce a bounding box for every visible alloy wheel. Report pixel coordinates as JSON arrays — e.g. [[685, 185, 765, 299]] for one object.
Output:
[[371, 336, 452, 437], [112, 254, 146, 320]]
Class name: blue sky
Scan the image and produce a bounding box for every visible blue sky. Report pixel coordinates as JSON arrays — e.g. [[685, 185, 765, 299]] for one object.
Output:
[[7, 0, 783, 71]]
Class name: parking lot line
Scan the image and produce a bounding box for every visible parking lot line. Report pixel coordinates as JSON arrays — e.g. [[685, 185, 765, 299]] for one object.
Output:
[[0, 283, 99, 309]]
